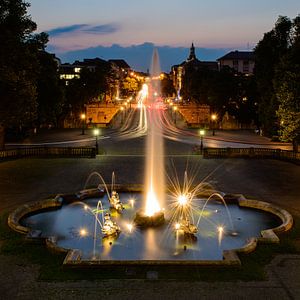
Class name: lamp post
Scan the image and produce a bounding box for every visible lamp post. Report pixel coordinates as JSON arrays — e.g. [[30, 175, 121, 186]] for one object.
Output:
[[124, 102, 128, 117], [120, 106, 124, 125], [173, 106, 178, 125], [211, 114, 217, 136], [80, 113, 86, 135], [129, 97, 132, 109], [93, 128, 100, 155], [199, 129, 205, 154]]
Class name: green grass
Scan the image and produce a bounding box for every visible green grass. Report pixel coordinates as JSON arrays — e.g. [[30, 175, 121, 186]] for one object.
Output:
[[0, 212, 299, 281]]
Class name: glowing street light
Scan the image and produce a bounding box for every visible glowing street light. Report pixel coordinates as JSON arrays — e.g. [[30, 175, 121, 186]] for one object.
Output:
[[80, 113, 86, 135], [211, 114, 217, 136], [93, 128, 100, 155], [199, 129, 205, 154]]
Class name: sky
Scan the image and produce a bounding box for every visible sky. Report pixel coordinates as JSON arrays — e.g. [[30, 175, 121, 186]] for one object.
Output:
[[28, 0, 300, 71]]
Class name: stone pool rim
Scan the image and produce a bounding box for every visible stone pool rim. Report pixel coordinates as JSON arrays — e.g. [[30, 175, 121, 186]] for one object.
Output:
[[7, 185, 294, 267]]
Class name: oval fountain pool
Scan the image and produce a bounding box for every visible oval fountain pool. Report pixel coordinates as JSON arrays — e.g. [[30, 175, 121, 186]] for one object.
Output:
[[19, 192, 283, 262]]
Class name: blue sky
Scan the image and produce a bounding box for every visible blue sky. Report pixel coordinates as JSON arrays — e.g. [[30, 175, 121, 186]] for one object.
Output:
[[28, 0, 299, 70]]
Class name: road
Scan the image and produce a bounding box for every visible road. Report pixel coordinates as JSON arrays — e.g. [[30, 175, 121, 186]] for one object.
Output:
[[5, 106, 292, 151]]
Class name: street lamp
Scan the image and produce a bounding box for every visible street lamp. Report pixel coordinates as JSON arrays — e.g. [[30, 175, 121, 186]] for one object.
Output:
[[199, 129, 205, 154], [211, 114, 217, 136], [80, 113, 86, 135], [173, 106, 178, 125], [124, 102, 128, 117], [120, 106, 124, 124], [93, 128, 100, 155]]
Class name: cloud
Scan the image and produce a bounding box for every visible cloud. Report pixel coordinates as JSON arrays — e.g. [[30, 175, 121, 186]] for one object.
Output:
[[47, 23, 119, 37], [82, 24, 119, 34], [47, 24, 88, 37]]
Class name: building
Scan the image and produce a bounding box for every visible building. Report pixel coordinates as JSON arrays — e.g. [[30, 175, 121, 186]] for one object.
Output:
[[108, 59, 131, 74], [59, 58, 109, 86], [217, 51, 255, 75], [171, 43, 218, 97]]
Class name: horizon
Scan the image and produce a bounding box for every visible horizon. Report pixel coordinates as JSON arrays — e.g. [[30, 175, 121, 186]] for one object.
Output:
[[53, 43, 239, 72]]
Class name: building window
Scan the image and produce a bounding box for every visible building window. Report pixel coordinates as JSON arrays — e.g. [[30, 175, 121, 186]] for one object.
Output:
[[74, 67, 82, 73], [60, 74, 80, 80], [243, 60, 249, 73], [233, 60, 238, 71]]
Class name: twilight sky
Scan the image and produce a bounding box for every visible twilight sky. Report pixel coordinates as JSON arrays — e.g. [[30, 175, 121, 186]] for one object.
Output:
[[28, 0, 299, 70]]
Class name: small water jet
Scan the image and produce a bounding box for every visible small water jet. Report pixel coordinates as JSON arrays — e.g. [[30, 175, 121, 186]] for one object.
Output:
[[84, 171, 124, 214]]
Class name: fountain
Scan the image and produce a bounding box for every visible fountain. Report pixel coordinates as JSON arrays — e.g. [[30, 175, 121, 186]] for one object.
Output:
[[134, 48, 165, 227], [8, 49, 293, 266]]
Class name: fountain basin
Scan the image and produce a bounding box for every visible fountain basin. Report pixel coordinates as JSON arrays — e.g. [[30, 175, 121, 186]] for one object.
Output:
[[8, 189, 293, 266]]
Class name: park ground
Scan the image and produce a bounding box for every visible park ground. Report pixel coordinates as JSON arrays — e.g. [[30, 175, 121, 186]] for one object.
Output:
[[0, 134, 299, 299]]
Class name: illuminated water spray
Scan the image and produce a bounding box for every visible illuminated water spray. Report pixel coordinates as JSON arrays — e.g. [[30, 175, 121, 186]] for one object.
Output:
[[144, 48, 165, 217]]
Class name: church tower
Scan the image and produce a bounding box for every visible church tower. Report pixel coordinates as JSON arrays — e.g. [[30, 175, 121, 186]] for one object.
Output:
[[187, 43, 196, 61]]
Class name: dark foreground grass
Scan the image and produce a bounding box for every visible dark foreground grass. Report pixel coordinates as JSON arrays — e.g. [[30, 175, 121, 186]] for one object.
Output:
[[0, 212, 299, 282]]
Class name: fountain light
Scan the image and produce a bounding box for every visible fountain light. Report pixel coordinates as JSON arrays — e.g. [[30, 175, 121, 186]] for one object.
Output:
[[134, 186, 165, 227], [84, 205, 89, 211], [178, 194, 188, 206], [175, 223, 180, 230], [218, 226, 224, 233], [218, 226, 224, 246], [145, 188, 161, 217], [129, 198, 135, 208], [79, 228, 88, 237], [126, 223, 134, 233]]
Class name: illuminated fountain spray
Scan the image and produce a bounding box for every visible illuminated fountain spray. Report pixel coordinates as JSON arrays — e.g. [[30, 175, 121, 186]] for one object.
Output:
[[135, 48, 165, 226]]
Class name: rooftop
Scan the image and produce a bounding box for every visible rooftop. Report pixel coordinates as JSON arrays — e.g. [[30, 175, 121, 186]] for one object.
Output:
[[217, 51, 255, 61]]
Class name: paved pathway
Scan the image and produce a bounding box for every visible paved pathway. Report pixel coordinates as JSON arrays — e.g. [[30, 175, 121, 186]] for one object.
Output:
[[0, 254, 299, 299], [5, 128, 292, 150]]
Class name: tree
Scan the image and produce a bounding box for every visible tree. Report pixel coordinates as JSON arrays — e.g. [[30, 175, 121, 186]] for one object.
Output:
[[64, 62, 110, 118], [121, 76, 139, 97], [254, 16, 292, 136], [36, 51, 65, 127], [160, 76, 175, 97], [181, 64, 258, 125], [275, 15, 300, 144], [0, 0, 48, 143]]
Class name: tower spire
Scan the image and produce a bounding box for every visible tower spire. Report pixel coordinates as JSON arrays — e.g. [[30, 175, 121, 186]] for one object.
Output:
[[187, 42, 196, 61]]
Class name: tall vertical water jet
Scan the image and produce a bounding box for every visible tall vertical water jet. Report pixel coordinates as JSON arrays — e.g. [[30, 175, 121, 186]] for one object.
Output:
[[135, 48, 165, 226]]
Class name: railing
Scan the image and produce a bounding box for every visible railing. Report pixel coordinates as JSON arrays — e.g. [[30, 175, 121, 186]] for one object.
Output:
[[0, 146, 96, 160], [203, 147, 300, 164]]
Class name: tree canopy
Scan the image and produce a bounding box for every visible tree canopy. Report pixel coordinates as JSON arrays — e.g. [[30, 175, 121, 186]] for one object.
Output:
[[254, 15, 299, 138], [0, 0, 47, 129]]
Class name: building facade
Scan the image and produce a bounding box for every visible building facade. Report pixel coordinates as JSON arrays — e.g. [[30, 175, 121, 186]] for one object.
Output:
[[171, 43, 218, 98], [217, 51, 255, 75]]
